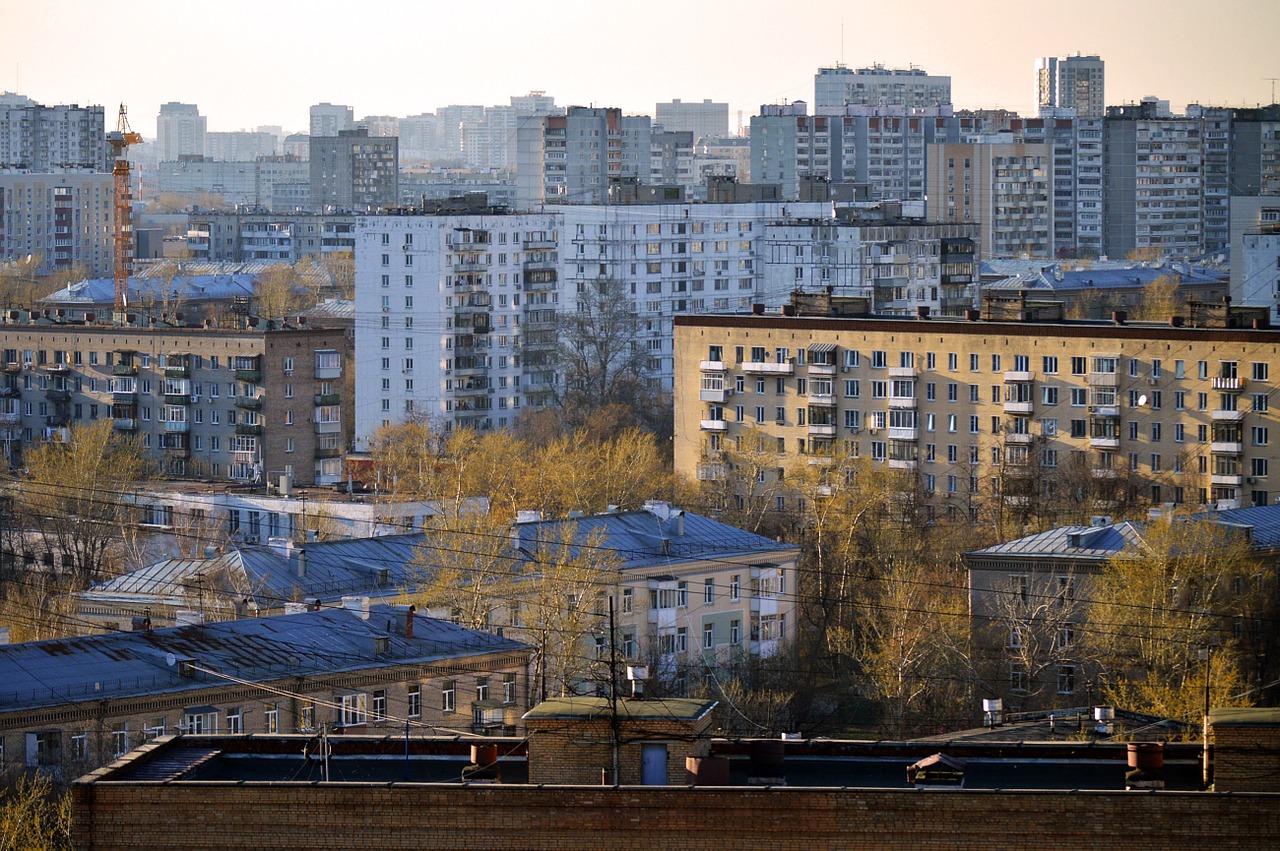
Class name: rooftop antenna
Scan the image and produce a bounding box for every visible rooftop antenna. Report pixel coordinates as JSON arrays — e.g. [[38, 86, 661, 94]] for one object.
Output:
[[1266, 78, 1279, 105]]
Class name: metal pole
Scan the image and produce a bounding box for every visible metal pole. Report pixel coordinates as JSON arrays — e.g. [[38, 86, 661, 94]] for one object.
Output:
[[609, 595, 620, 786], [1202, 647, 1212, 790]]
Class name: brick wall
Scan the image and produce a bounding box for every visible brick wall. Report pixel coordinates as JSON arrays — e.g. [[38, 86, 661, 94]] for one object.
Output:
[[1214, 724, 1280, 792], [72, 782, 1280, 850], [526, 716, 711, 786]]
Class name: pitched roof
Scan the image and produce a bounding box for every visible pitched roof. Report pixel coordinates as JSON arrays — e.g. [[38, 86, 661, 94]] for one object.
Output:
[[0, 604, 528, 712], [967, 521, 1143, 561]]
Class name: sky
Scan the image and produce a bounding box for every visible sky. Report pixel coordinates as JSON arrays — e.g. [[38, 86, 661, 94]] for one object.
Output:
[[3, 0, 1278, 138]]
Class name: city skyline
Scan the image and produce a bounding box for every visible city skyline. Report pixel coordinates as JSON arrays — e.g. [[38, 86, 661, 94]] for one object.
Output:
[[3, 0, 1277, 138]]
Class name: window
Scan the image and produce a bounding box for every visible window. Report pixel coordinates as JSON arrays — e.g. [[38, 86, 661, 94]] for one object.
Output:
[[622, 588, 633, 613], [300, 701, 316, 732], [112, 723, 130, 757], [442, 681, 456, 712], [1043, 355, 1058, 374], [704, 578, 715, 604], [372, 690, 388, 721], [341, 693, 368, 725], [503, 673, 517, 704], [265, 702, 279, 734], [186, 710, 217, 735], [1254, 362, 1270, 381], [1057, 665, 1076, 695], [227, 707, 243, 734], [730, 575, 740, 600], [1010, 664, 1028, 693], [704, 623, 715, 649]]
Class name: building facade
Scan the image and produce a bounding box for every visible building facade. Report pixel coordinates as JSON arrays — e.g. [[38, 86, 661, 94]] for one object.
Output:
[[309, 103, 354, 138], [515, 107, 652, 208], [155, 103, 206, 162], [814, 65, 952, 112], [927, 140, 1053, 259], [0, 98, 106, 172], [309, 129, 399, 212], [1035, 55, 1105, 118], [655, 99, 729, 142], [673, 298, 1280, 526], [0, 603, 532, 777], [0, 320, 351, 485], [0, 173, 114, 274], [185, 209, 355, 262]]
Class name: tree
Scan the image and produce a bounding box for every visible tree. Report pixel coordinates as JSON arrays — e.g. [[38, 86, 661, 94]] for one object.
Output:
[[253, 263, 310, 320], [133, 264, 187, 323], [0, 773, 71, 850], [1085, 517, 1268, 727], [408, 510, 513, 631], [0, 254, 45, 309], [15, 419, 152, 582], [555, 278, 650, 417], [1132, 273, 1183, 322]]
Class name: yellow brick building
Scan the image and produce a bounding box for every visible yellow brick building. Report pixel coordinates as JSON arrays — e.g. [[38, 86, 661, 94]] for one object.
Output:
[[674, 295, 1280, 524]]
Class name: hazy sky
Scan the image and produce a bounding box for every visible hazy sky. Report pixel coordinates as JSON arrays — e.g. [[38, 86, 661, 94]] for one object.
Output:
[[3, 0, 1277, 138]]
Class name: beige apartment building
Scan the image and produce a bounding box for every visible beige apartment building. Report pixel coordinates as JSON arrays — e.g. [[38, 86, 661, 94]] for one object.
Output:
[[674, 295, 1280, 524], [0, 316, 351, 485]]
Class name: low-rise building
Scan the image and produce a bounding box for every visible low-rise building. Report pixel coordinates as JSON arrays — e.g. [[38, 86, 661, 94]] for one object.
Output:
[[0, 602, 533, 777]]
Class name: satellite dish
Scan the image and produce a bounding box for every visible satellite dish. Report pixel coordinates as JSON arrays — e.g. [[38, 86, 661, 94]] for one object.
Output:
[[165, 652, 177, 667], [1137, 394, 1148, 407]]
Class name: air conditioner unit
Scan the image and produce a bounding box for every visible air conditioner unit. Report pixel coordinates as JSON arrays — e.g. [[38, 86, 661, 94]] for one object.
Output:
[[840, 366, 850, 373], [1148, 378, 1159, 385], [868, 428, 880, 435], [1247, 477, 1257, 484]]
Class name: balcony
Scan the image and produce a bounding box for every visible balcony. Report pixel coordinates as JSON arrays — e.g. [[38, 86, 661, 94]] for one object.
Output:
[[808, 392, 836, 407], [0, 411, 20, 425], [47, 362, 69, 374], [315, 362, 342, 381], [164, 391, 192, 404], [45, 388, 71, 402], [164, 421, 191, 434], [1089, 406, 1120, 419], [314, 420, 341, 435], [808, 423, 837, 437], [164, 365, 190, 378], [889, 459, 918, 470], [236, 423, 263, 436], [741, 360, 794, 376], [1003, 400, 1034, 415], [887, 427, 918, 441], [1003, 371, 1034, 383], [313, 393, 340, 406], [1090, 436, 1120, 449], [112, 388, 137, 402], [699, 360, 726, 372], [113, 418, 136, 431], [1212, 377, 1245, 392], [234, 368, 261, 383], [1092, 468, 1120, 479], [3, 362, 21, 373], [807, 363, 836, 377], [1004, 432, 1035, 445], [236, 396, 264, 410], [699, 388, 727, 403], [0, 385, 16, 398], [314, 446, 343, 459], [1211, 441, 1244, 455], [1087, 372, 1118, 387], [888, 367, 918, 379], [111, 363, 138, 376], [1212, 409, 1245, 422], [1211, 473, 1244, 486], [888, 395, 917, 409], [699, 419, 729, 432], [523, 238, 556, 250], [45, 413, 70, 427]]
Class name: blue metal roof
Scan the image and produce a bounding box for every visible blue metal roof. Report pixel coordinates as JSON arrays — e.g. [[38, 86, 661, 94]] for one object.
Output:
[[43, 274, 259, 305], [0, 604, 527, 711]]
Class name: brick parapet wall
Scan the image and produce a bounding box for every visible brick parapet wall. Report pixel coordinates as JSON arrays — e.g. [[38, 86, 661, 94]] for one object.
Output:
[[1214, 725, 1280, 792], [72, 782, 1280, 850]]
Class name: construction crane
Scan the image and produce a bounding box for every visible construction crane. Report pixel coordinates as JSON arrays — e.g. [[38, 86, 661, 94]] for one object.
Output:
[[106, 104, 143, 318]]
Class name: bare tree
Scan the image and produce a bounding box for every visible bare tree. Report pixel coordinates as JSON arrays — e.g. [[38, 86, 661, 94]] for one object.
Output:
[[556, 278, 650, 414]]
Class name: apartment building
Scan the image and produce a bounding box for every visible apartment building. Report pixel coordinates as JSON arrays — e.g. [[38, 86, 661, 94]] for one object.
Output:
[[155, 102, 206, 161], [1103, 102, 1203, 259], [0, 602, 532, 777], [1034, 55, 1105, 118], [309, 128, 398, 212], [1003, 113, 1105, 258], [309, 102, 354, 138], [927, 140, 1053, 259], [761, 206, 978, 316], [0, 97, 106, 172], [673, 295, 1280, 524], [655, 99, 729, 142], [515, 106, 652, 208], [0, 173, 114, 275], [1233, 197, 1280, 309], [814, 65, 952, 111], [185, 209, 355, 262], [0, 319, 351, 485]]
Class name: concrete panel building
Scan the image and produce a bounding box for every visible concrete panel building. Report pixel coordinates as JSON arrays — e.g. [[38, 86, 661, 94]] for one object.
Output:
[[0, 98, 107, 172], [155, 102, 206, 162], [927, 140, 1053, 259], [309, 103, 353, 138], [515, 107, 652, 208], [814, 65, 952, 112], [309, 128, 398, 212], [1035, 55, 1105, 117], [656, 99, 729, 142], [0, 173, 114, 275]]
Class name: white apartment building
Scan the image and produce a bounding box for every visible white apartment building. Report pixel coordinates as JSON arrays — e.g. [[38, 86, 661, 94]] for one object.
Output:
[[1233, 197, 1280, 310], [814, 65, 952, 112], [515, 107, 652, 209], [352, 210, 561, 443], [655, 99, 729, 142], [1035, 55, 1105, 118], [309, 103, 354, 138], [0, 99, 106, 173], [761, 208, 979, 316], [0, 173, 114, 275]]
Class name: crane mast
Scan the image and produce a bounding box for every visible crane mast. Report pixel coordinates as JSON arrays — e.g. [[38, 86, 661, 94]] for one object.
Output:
[[106, 104, 142, 319]]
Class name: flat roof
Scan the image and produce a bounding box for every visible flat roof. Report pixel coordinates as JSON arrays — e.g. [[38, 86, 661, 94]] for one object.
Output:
[[523, 697, 717, 723]]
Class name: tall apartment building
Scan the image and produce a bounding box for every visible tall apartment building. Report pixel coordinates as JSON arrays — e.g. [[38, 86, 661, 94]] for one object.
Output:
[[650, 129, 695, 187], [927, 140, 1053, 259], [157, 157, 310, 209], [655, 99, 729, 142], [1035, 55, 1105, 117], [752, 103, 976, 202], [515, 107, 652, 208], [1001, 114, 1105, 257], [309, 103, 354, 138], [309, 128, 399, 212], [0, 173, 114, 275], [203, 130, 277, 162], [814, 65, 952, 112], [1103, 102, 1203, 259], [185, 210, 355, 262], [673, 296, 1280, 526], [1232, 197, 1280, 309], [761, 207, 979, 316], [0, 98, 106, 172], [155, 102, 206, 162], [0, 320, 351, 485], [352, 209, 561, 441]]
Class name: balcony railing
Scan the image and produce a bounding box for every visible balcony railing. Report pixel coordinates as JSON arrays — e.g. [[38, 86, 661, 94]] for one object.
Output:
[[741, 360, 794, 375], [235, 423, 263, 436]]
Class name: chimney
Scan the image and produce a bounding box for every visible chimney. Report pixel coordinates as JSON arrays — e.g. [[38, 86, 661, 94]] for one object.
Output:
[[406, 604, 416, 639], [1112, 310, 1127, 325], [294, 548, 308, 579], [916, 305, 930, 319], [131, 612, 152, 631], [343, 595, 371, 620]]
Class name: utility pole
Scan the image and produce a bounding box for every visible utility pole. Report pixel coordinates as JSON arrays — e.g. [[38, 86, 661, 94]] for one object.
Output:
[[608, 594, 620, 786], [1201, 646, 1212, 790]]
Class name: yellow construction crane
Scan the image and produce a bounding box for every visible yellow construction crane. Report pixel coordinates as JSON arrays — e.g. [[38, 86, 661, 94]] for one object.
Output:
[[106, 104, 143, 318]]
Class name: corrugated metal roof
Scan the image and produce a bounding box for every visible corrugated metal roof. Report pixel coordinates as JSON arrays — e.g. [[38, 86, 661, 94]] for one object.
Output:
[[0, 605, 527, 711], [968, 522, 1143, 560]]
